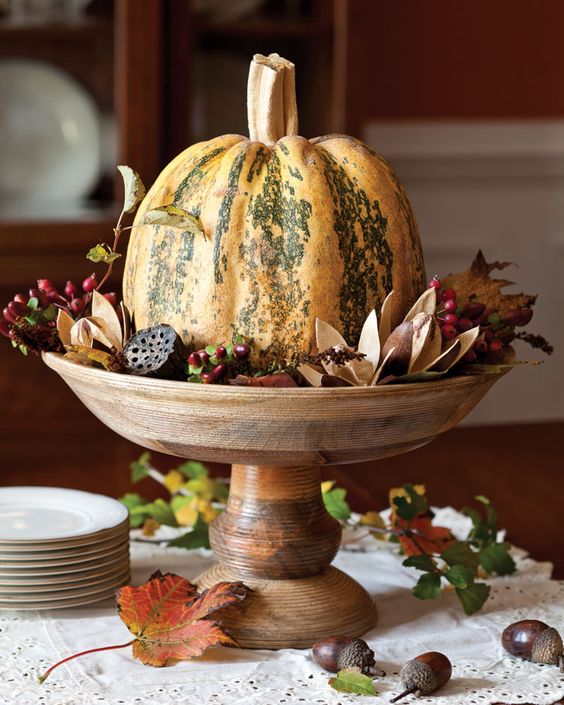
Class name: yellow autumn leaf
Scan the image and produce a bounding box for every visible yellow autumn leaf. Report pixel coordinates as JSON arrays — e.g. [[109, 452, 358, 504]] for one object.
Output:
[[174, 497, 217, 526], [174, 503, 198, 527], [192, 497, 217, 524], [359, 511, 386, 529], [389, 484, 426, 506], [321, 480, 335, 494], [163, 470, 185, 494], [142, 518, 160, 537]]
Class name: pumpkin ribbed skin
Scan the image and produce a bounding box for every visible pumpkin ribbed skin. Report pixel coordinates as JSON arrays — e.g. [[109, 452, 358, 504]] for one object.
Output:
[[123, 132, 426, 365]]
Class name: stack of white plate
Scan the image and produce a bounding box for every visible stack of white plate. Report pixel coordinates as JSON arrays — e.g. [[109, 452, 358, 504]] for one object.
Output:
[[0, 487, 130, 610]]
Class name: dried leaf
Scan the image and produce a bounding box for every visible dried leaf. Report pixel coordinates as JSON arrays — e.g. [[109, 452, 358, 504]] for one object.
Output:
[[380, 321, 413, 377], [462, 360, 541, 375], [315, 318, 347, 353], [91, 291, 124, 350], [403, 287, 437, 322], [357, 309, 380, 368], [448, 326, 481, 369], [371, 346, 397, 385], [230, 373, 297, 387], [86, 243, 122, 264], [117, 571, 247, 666], [427, 339, 461, 372], [441, 250, 536, 317], [297, 363, 324, 387], [320, 373, 355, 387], [120, 302, 131, 343], [66, 345, 128, 372], [144, 206, 206, 238], [70, 317, 115, 350], [56, 309, 75, 348], [323, 357, 366, 385], [408, 313, 441, 373], [378, 290, 395, 346], [118, 165, 146, 213]]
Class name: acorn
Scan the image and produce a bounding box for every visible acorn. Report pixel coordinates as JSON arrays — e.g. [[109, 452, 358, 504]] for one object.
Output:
[[311, 636, 384, 676], [501, 620, 564, 670], [390, 652, 452, 702]]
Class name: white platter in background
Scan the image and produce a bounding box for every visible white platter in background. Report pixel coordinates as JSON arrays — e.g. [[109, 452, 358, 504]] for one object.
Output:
[[0, 59, 101, 213], [0, 487, 128, 542]]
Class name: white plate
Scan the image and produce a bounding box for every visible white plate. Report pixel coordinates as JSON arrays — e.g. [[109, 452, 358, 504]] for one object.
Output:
[[0, 542, 129, 570], [0, 520, 129, 551], [0, 559, 130, 586], [0, 551, 129, 577], [0, 571, 130, 602], [0, 59, 101, 213], [0, 564, 129, 593], [0, 567, 130, 596], [0, 487, 128, 541], [0, 535, 129, 560]]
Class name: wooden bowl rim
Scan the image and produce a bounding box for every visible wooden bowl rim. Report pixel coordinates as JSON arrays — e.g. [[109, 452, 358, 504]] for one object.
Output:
[[43, 351, 507, 400]]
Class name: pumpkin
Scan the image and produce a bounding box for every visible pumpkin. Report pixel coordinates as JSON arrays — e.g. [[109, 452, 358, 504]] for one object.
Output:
[[123, 53, 426, 365]]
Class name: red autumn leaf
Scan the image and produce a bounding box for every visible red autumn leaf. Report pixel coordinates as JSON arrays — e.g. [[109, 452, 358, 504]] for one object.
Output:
[[395, 516, 456, 557], [117, 571, 248, 666]]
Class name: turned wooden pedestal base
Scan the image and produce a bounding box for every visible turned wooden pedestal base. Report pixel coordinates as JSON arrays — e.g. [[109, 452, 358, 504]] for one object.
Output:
[[196, 464, 377, 649]]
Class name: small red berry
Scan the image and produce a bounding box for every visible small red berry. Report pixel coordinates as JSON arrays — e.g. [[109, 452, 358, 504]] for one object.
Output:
[[442, 288, 457, 302], [2, 307, 16, 323], [214, 345, 227, 359], [441, 323, 458, 341], [188, 352, 202, 367], [13, 293, 28, 305], [0, 319, 11, 337], [64, 281, 79, 299], [103, 292, 118, 307], [442, 313, 458, 326], [233, 343, 251, 359], [8, 301, 30, 318], [457, 317, 475, 333], [473, 339, 488, 355], [198, 350, 210, 365], [488, 339, 504, 354], [45, 289, 66, 304], [82, 275, 98, 293], [443, 299, 457, 313], [70, 298, 85, 315], [462, 349, 477, 364], [37, 278, 54, 291], [212, 363, 228, 378], [483, 328, 494, 343], [28, 288, 50, 308], [428, 276, 441, 291], [201, 371, 215, 384], [462, 302, 486, 320]]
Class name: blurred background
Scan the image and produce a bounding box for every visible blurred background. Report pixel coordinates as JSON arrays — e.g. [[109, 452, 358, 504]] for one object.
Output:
[[0, 1, 562, 566]]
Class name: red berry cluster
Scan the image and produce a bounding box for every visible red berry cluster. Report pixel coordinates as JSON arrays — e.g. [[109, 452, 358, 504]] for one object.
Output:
[[428, 276, 533, 364], [1, 276, 119, 355], [186, 341, 251, 384]]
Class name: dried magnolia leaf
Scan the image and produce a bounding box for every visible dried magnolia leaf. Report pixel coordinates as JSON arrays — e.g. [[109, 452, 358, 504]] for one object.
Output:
[[371, 346, 397, 385], [63, 351, 94, 367], [347, 357, 375, 385], [378, 290, 395, 346], [297, 363, 324, 387], [67, 345, 128, 372], [357, 309, 380, 368], [323, 357, 364, 385], [403, 287, 437, 322], [118, 165, 146, 213], [380, 321, 413, 377], [383, 369, 446, 385], [408, 313, 441, 373], [320, 374, 354, 387], [441, 250, 536, 317], [448, 326, 481, 369], [70, 317, 115, 350], [427, 339, 461, 372], [120, 302, 131, 343], [56, 309, 75, 348], [144, 206, 206, 238], [91, 291, 124, 350], [315, 318, 347, 353]]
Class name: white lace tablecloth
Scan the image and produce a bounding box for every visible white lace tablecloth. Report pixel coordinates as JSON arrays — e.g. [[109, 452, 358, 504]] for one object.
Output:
[[1, 508, 564, 705]]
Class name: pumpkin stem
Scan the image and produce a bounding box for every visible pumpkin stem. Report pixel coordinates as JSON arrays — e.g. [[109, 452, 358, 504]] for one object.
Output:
[[247, 53, 298, 145]]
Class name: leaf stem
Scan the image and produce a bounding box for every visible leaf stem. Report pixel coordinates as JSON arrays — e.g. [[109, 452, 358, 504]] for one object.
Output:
[[38, 639, 135, 683]]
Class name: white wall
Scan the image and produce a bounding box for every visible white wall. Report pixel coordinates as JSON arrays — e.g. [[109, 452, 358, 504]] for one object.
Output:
[[364, 121, 564, 424]]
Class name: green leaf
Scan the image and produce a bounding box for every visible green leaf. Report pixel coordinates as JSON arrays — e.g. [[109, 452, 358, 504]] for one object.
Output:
[[18, 344, 28, 356], [130, 452, 151, 483], [167, 514, 211, 550], [87, 243, 122, 264], [131, 498, 178, 527], [479, 543, 516, 576], [120, 492, 149, 528], [184, 477, 228, 502], [441, 541, 479, 573], [143, 206, 205, 236], [456, 582, 491, 615], [42, 304, 57, 322], [27, 297, 39, 310], [205, 345, 216, 356], [403, 554, 436, 572], [322, 487, 351, 521], [412, 571, 442, 600], [176, 460, 209, 480], [445, 564, 475, 589], [393, 484, 429, 520], [117, 165, 145, 213], [328, 669, 378, 696]]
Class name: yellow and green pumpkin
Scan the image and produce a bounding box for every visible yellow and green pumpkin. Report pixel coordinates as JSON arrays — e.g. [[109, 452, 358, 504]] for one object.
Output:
[[123, 54, 426, 365]]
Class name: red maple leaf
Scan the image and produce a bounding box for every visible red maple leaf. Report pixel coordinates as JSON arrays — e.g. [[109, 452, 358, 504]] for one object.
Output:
[[117, 571, 248, 666], [396, 516, 456, 557]]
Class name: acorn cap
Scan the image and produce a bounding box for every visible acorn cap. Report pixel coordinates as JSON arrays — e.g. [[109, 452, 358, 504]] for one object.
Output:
[[336, 638, 376, 674], [532, 627, 564, 666], [399, 658, 440, 696]]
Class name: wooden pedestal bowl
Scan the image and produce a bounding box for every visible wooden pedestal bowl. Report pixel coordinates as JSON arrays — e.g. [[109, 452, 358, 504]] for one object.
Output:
[[44, 352, 504, 649]]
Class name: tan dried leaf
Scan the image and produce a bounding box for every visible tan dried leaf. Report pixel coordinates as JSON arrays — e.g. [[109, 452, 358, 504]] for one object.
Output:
[[371, 346, 397, 385], [380, 321, 413, 377], [357, 309, 380, 368], [120, 302, 131, 343], [118, 165, 146, 213], [427, 339, 462, 372], [298, 363, 324, 387], [320, 374, 354, 387], [91, 291, 124, 350], [315, 318, 347, 353], [448, 326, 481, 369], [408, 313, 441, 373], [403, 287, 437, 322], [56, 309, 75, 348], [70, 317, 114, 350], [378, 291, 394, 346]]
